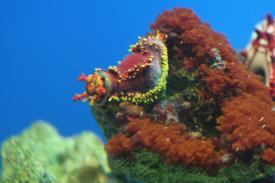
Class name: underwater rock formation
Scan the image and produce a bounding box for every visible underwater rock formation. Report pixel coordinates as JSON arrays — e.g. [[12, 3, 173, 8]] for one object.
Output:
[[75, 8, 275, 183], [0, 121, 117, 183]]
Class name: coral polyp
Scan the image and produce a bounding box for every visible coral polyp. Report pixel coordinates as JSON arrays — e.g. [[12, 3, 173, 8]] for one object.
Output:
[[74, 32, 168, 105]]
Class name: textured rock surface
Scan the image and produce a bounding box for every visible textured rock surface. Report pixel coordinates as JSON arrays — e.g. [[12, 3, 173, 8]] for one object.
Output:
[[0, 121, 117, 183]]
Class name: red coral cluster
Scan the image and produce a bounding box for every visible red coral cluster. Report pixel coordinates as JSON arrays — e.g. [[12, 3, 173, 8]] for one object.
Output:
[[199, 64, 240, 96], [106, 118, 226, 167], [106, 8, 275, 168], [218, 94, 275, 154], [151, 9, 233, 63], [151, 8, 268, 96], [106, 134, 135, 156], [150, 8, 275, 164]]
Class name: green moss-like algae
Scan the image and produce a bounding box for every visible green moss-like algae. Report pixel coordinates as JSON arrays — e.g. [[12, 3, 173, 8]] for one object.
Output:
[[0, 121, 117, 183], [111, 150, 274, 183]]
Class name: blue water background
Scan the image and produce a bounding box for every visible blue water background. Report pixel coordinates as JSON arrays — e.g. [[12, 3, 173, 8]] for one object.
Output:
[[0, 0, 275, 147]]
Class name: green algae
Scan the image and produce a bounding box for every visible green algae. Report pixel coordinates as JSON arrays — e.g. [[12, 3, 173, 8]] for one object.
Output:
[[111, 150, 274, 183]]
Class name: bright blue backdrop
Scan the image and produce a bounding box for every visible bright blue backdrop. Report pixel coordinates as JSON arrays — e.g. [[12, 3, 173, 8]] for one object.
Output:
[[0, 0, 275, 145]]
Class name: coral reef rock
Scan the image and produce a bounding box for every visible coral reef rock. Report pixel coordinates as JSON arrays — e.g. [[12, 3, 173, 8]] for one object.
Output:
[[0, 121, 117, 183], [75, 8, 275, 183]]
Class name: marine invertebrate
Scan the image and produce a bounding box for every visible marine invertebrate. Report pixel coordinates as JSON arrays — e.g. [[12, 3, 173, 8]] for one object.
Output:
[[76, 8, 275, 183], [0, 121, 116, 183], [74, 32, 169, 105], [106, 118, 227, 167], [242, 14, 275, 99]]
